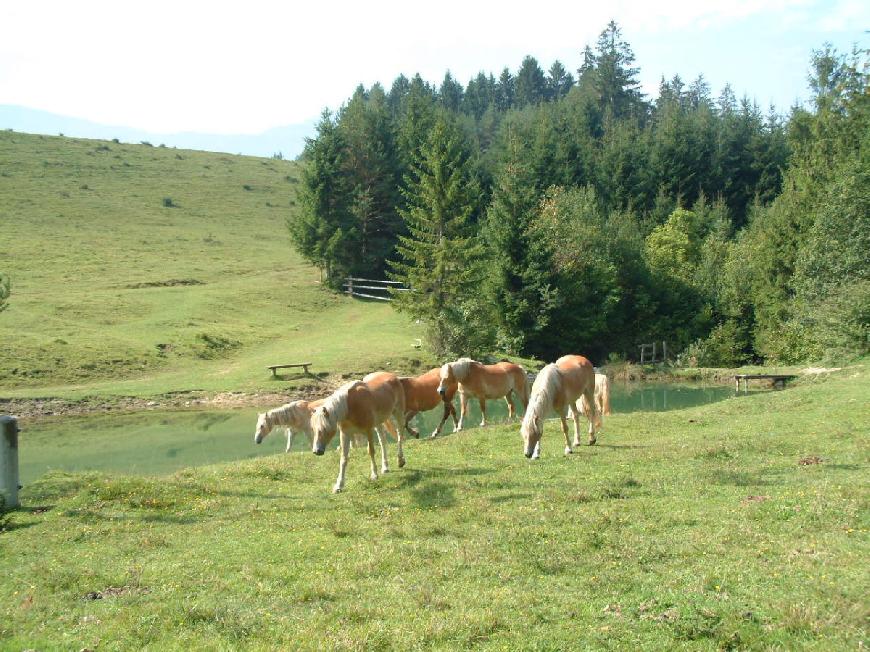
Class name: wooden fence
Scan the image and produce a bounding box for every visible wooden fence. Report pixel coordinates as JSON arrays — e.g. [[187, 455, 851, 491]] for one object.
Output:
[[638, 341, 668, 364], [342, 277, 409, 302]]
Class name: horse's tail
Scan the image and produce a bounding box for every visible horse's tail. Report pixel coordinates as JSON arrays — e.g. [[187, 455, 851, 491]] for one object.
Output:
[[598, 375, 612, 416]]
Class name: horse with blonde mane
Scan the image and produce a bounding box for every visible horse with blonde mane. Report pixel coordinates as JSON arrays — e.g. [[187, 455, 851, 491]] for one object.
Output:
[[577, 372, 612, 422], [254, 399, 325, 452], [520, 354, 598, 458], [437, 358, 529, 430], [311, 371, 406, 493], [399, 368, 458, 438]]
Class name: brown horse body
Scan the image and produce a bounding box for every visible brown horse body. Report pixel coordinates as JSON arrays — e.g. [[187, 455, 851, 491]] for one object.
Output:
[[438, 358, 529, 430], [521, 354, 598, 458], [400, 368, 458, 438], [311, 372, 406, 493]]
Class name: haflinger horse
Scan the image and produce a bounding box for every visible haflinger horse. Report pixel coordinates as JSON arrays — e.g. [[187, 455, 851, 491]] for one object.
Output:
[[437, 358, 529, 430], [254, 399, 324, 452], [520, 354, 599, 459], [311, 371, 406, 493], [399, 368, 458, 439], [577, 372, 612, 421]]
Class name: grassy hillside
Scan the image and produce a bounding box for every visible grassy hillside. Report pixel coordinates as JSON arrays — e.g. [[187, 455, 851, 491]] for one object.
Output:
[[0, 131, 422, 399], [1, 362, 867, 650]]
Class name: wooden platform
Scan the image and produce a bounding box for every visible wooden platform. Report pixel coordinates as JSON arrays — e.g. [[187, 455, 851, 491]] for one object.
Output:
[[734, 374, 797, 392]]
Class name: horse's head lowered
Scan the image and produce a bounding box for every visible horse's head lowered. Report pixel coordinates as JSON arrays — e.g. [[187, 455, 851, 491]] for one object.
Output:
[[254, 412, 271, 444], [310, 406, 337, 455], [520, 413, 543, 459]]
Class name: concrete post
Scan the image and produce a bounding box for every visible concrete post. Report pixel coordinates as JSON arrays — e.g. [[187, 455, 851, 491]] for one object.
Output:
[[1, 415, 20, 509]]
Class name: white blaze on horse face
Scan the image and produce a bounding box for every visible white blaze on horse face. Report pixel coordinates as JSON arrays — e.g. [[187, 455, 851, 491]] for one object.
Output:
[[437, 363, 453, 396], [311, 407, 335, 455], [254, 413, 269, 444], [521, 416, 542, 458]]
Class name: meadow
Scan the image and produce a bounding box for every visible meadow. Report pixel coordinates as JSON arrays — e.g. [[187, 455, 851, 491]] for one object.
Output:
[[1, 361, 867, 650], [0, 130, 423, 401]]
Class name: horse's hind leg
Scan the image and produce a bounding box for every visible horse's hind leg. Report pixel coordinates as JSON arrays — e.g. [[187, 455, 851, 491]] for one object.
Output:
[[285, 428, 294, 453], [570, 403, 583, 448], [583, 388, 598, 445], [479, 397, 487, 427], [560, 410, 573, 455], [376, 427, 389, 474], [383, 419, 405, 468], [366, 430, 378, 481], [504, 393, 516, 420], [404, 411, 420, 439]]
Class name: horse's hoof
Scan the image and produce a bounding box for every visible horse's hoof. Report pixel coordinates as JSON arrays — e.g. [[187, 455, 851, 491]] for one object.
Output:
[[588, 439, 597, 446], [332, 485, 343, 494], [564, 446, 573, 455], [370, 473, 378, 481]]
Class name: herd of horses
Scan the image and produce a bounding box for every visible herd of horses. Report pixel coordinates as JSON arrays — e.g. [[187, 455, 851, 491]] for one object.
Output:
[[254, 355, 612, 493]]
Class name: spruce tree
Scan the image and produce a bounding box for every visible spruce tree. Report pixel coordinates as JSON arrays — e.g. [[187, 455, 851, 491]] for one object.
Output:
[[388, 115, 484, 355]]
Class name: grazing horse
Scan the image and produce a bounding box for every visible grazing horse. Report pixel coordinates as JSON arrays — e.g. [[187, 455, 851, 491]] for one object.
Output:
[[577, 372, 612, 422], [399, 368, 458, 439], [311, 372, 406, 493], [254, 399, 324, 452], [520, 354, 598, 459], [437, 358, 529, 430]]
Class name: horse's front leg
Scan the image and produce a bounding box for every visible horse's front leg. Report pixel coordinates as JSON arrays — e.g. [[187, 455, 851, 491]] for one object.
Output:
[[376, 426, 390, 474], [504, 393, 516, 420], [430, 401, 451, 438], [333, 429, 351, 493], [285, 427, 294, 453], [479, 397, 487, 427], [456, 393, 468, 431], [559, 412, 573, 455], [404, 411, 420, 439], [366, 429, 379, 481]]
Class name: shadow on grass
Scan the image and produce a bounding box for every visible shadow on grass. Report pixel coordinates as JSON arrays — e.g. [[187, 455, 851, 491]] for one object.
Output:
[[488, 492, 534, 504], [595, 443, 651, 450], [410, 481, 456, 509]]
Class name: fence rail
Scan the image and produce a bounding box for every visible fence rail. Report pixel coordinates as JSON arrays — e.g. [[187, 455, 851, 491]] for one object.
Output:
[[342, 277, 409, 302]]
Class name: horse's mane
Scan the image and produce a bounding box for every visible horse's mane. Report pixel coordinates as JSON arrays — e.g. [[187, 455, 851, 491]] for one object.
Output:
[[523, 363, 562, 426], [449, 357, 477, 381], [311, 381, 358, 434], [264, 400, 308, 430]]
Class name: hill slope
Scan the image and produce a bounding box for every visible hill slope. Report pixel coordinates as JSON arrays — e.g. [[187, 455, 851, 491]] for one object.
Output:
[[0, 130, 421, 399]]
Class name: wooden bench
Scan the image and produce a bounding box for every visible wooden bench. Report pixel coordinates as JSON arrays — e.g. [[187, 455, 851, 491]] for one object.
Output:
[[734, 374, 797, 392], [267, 362, 313, 378]]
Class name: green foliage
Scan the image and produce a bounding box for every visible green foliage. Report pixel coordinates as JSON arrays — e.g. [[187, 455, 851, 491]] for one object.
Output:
[[389, 115, 485, 356]]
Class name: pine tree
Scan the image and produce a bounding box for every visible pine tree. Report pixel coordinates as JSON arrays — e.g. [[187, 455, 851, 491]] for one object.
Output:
[[514, 56, 547, 107], [389, 115, 484, 355], [593, 20, 645, 120]]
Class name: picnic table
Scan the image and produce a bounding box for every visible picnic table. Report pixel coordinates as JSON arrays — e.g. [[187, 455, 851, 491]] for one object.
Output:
[[267, 362, 313, 377], [734, 374, 797, 392]]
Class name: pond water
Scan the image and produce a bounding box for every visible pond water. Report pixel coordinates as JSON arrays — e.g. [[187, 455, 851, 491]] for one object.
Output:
[[17, 382, 736, 484]]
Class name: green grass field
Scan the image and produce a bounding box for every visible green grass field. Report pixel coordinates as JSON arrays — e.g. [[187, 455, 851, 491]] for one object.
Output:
[[0, 131, 423, 400], [2, 361, 866, 650]]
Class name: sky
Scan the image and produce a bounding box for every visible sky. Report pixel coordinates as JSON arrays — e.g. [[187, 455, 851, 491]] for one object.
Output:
[[1, 0, 868, 137]]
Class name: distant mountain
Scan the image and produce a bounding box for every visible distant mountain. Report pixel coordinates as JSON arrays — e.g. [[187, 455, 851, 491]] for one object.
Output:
[[0, 105, 316, 159]]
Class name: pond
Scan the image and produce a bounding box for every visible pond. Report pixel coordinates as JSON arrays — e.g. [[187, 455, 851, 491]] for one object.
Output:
[[17, 382, 736, 484]]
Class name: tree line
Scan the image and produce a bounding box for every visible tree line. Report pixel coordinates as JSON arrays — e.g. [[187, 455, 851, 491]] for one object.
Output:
[[288, 21, 868, 365]]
